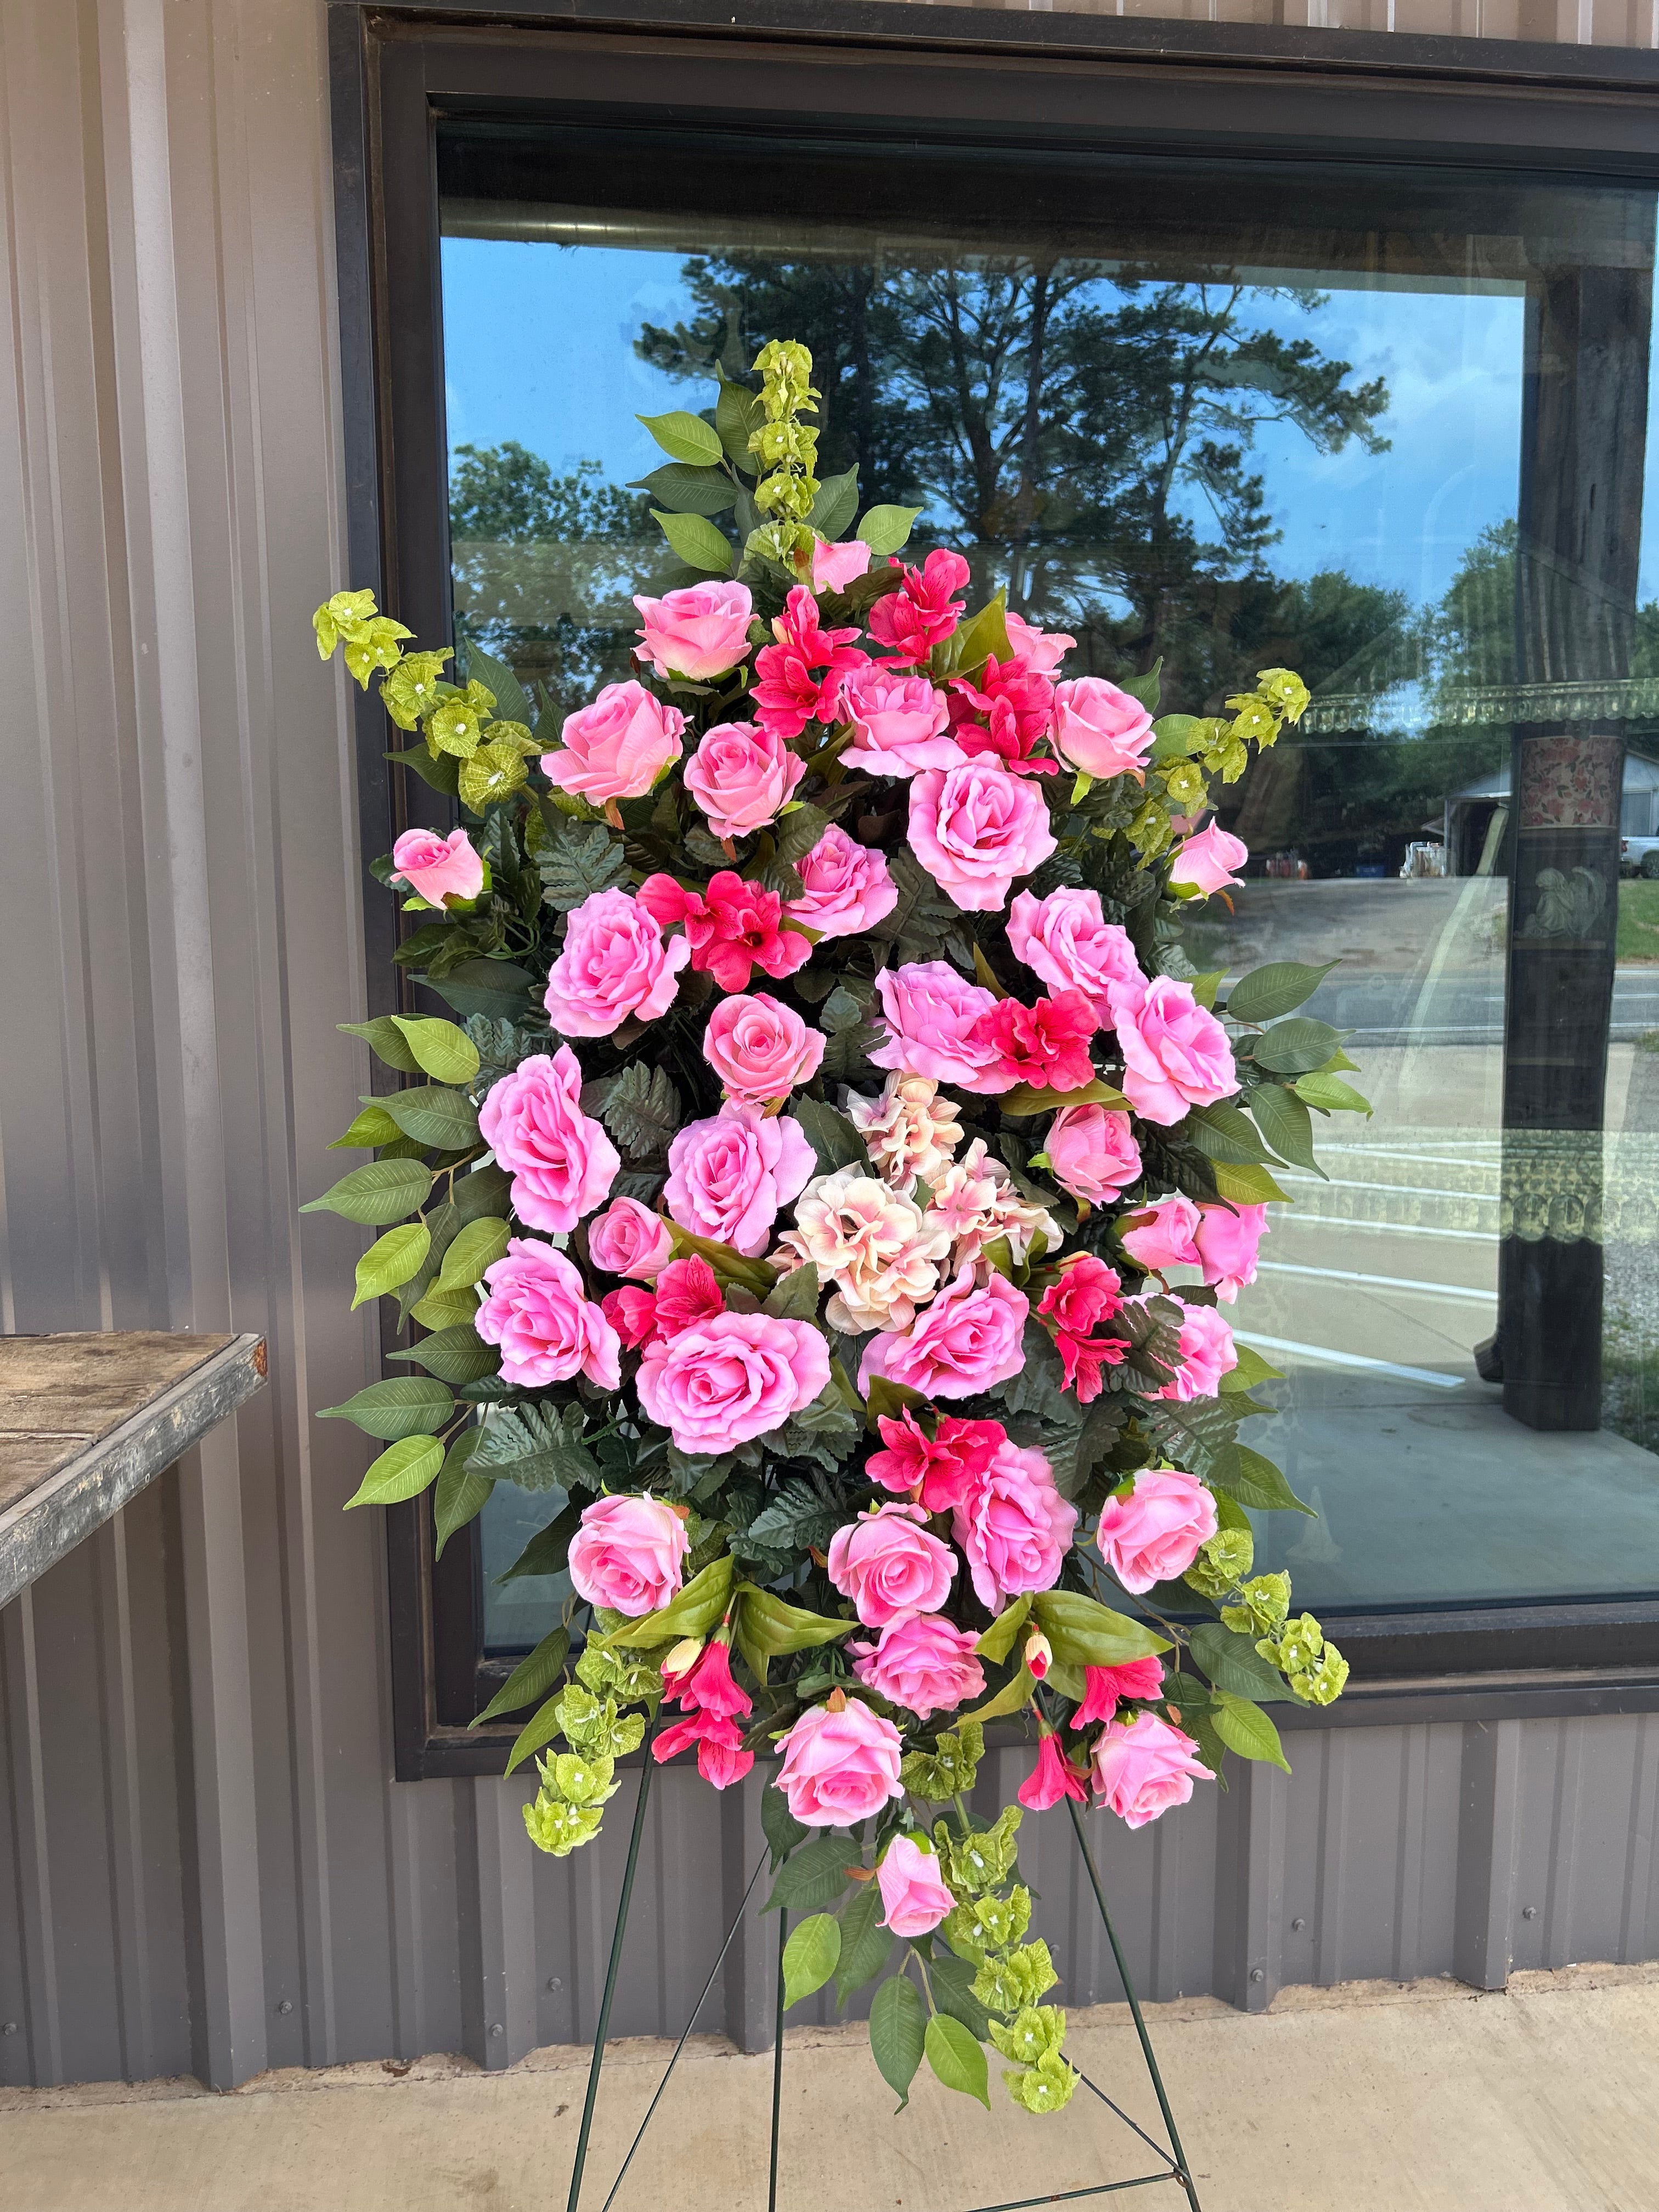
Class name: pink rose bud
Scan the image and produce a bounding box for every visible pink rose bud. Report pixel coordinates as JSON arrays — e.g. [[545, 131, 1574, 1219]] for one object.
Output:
[[1192, 1201, 1268, 1302], [1095, 1466, 1218, 1593], [1119, 1194, 1203, 1274], [664, 1101, 817, 1259], [908, 759, 1057, 912], [1170, 820, 1249, 896], [1018, 1731, 1090, 1812], [1108, 974, 1238, 1127], [776, 1696, 906, 1827], [1092, 1712, 1212, 1830], [875, 1833, 956, 1937], [1003, 610, 1076, 678], [1074, 1655, 1166, 1727], [540, 679, 686, 805], [633, 579, 755, 682], [811, 538, 873, 593], [1158, 1299, 1238, 1401], [1046, 1103, 1142, 1207], [1024, 1628, 1053, 1681], [859, 1266, 1030, 1403], [1006, 888, 1141, 1022], [684, 720, 806, 840], [586, 1195, 674, 1280], [543, 886, 690, 1037], [839, 663, 962, 778], [950, 1437, 1077, 1612], [849, 1613, 985, 1719], [476, 1047, 620, 1234], [703, 992, 826, 1104], [391, 826, 484, 906], [783, 824, 899, 941], [1051, 677, 1155, 782], [826, 1502, 958, 1629], [870, 962, 1008, 1094], [475, 1237, 622, 1392], [566, 1492, 690, 1618], [635, 1311, 830, 1455]]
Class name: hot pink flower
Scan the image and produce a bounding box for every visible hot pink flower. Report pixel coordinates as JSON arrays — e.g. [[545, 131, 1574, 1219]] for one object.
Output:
[[540, 680, 685, 805], [1120, 1194, 1203, 1274], [1019, 1732, 1090, 1812], [875, 1833, 956, 1936], [663, 1637, 752, 1723], [1006, 888, 1141, 1020], [567, 1493, 689, 1617], [477, 1047, 619, 1234], [1096, 1466, 1218, 1594], [652, 1706, 753, 1789], [971, 990, 1098, 1093], [866, 1409, 1005, 1514], [634, 580, 754, 682], [664, 1101, 816, 1258], [783, 825, 899, 941], [652, 1255, 726, 1339], [752, 588, 865, 739], [951, 1439, 1077, 1612], [839, 663, 961, 778], [587, 1195, 674, 1280], [1108, 975, 1238, 1127], [1160, 1300, 1238, 1401], [1004, 610, 1076, 678], [1193, 1202, 1268, 1302], [1074, 1655, 1166, 1727], [870, 962, 1008, 1094], [543, 887, 690, 1037], [812, 538, 873, 593], [684, 720, 805, 840], [909, 761, 1057, 912], [850, 1613, 985, 1720], [637, 871, 812, 993], [703, 991, 825, 1104], [1170, 821, 1249, 896], [475, 1237, 622, 1391], [1092, 1713, 1212, 1830], [1051, 678, 1155, 782], [826, 1502, 957, 1628], [601, 1284, 658, 1350], [635, 1311, 830, 1454], [866, 548, 970, 665], [392, 826, 483, 905], [1046, 1104, 1142, 1207], [860, 1267, 1029, 1402], [949, 655, 1057, 778], [776, 1697, 906, 1826], [1037, 1252, 1122, 1340]]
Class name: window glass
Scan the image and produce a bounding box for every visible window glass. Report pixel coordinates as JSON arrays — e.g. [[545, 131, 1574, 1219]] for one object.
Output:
[[438, 126, 1659, 1643]]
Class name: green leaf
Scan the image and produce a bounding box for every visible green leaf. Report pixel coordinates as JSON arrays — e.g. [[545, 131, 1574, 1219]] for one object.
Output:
[[1294, 1071, 1373, 1116], [602, 1062, 682, 1161], [763, 1261, 820, 1322], [538, 817, 628, 912], [714, 374, 763, 470], [338, 1015, 421, 1074], [376, 1085, 481, 1152], [783, 1914, 842, 2009], [855, 505, 921, 557], [453, 1161, 513, 1224], [301, 1158, 432, 1225], [1187, 970, 1226, 1010], [330, 1104, 401, 1149], [385, 743, 461, 797], [471, 1403, 601, 1493], [638, 409, 724, 467], [652, 507, 733, 575], [1251, 1017, 1345, 1077], [630, 461, 734, 516], [1249, 1084, 1323, 1176], [1221, 1343, 1284, 1394], [343, 1434, 443, 1510], [1032, 1590, 1171, 1669], [1211, 1691, 1291, 1772], [808, 466, 860, 541], [975, 1596, 1031, 1667], [421, 959, 535, 1023], [1225, 960, 1338, 1026], [764, 1835, 857, 1915], [1211, 1159, 1291, 1206], [351, 1222, 432, 1310], [499, 1500, 583, 1582], [433, 1428, 494, 1561], [997, 1077, 1130, 1119], [732, 1583, 855, 1683], [470, 1624, 571, 1729], [436, 1215, 511, 1293], [461, 642, 532, 726], [762, 1781, 809, 1870], [389, 1015, 482, 1085], [319, 1375, 454, 1439], [945, 591, 1013, 676], [925, 2013, 990, 2109], [387, 1324, 500, 1386], [1184, 1101, 1274, 1165], [1149, 713, 1208, 760], [834, 1877, 894, 2002], [504, 1691, 566, 1777], [788, 1097, 864, 1176], [961, 1664, 1036, 1724], [869, 1974, 927, 2110], [1225, 1445, 1316, 1516], [1117, 658, 1163, 711], [865, 1374, 927, 1430], [409, 1284, 479, 1333], [1189, 1622, 1286, 1702], [604, 1555, 736, 1648], [927, 1952, 992, 2040]]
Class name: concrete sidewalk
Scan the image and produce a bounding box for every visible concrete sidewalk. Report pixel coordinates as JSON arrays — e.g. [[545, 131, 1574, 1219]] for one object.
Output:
[[4, 1962, 1655, 2212]]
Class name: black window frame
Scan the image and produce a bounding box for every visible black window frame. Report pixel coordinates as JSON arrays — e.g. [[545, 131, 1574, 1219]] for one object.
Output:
[[326, 0, 1659, 1779]]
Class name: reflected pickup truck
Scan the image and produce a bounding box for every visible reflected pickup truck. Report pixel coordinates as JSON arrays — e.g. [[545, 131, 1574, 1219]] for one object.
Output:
[[1621, 836, 1659, 878]]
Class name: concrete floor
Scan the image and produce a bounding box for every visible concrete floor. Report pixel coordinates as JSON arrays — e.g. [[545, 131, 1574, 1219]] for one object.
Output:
[[4, 1962, 1656, 2212]]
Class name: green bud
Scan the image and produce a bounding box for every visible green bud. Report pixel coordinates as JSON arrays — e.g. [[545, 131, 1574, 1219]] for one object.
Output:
[[939, 1904, 988, 1967], [936, 1804, 1023, 1897], [1003, 2050, 1080, 2115], [1184, 1527, 1254, 1599], [973, 1939, 1058, 2017], [313, 587, 379, 658], [426, 680, 495, 759], [524, 1790, 605, 1857], [1225, 697, 1277, 748], [457, 738, 529, 814], [900, 1719, 984, 1802], [575, 1644, 664, 1706], [969, 1886, 1031, 1953], [381, 648, 454, 730], [342, 615, 413, 689], [1293, 1643, 1350, 1706], [1221, 1571, 1291, 1638], [1257, 1611, 1325, 1681], [1160, 758, 1209, 812], [554, 1684, 643, 1759], [1126, 795, 1172, 860], [988, 2004, 1066, 2067], [1255, 667, 1310, 725]]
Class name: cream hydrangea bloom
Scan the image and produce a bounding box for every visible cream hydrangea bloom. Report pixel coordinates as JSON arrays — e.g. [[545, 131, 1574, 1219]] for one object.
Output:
[[845, 1073, 963, 1193], [777, 1166, 954, 1333], [927, 1138, 1062, 1268]]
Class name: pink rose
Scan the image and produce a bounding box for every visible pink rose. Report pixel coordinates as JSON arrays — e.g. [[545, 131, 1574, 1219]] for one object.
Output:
[[851, 1613, 985, 1719], [812, 539, 873, 593], [1193, 1202, 1268, 1302], [540, 680, 686, 805], [664, 1102, 816, 1257], [635, 1311, 830, 1453], [870, 962, 1008, 1094], [703, 992, 825, 1104], [1006, 888, 1141, 1020], [776, 1696, 905, 1827], [1004, 611, 1076, 678], [1095, 1465, 1217, 1593], [586, 1195, 673, 1280], [477, 1047, 619, 1234], [474, 1237, 621, 1391], [1170, 821, 1248, 896], [634, 580, 754, 682], [684, 720, 805, 841], [567, 1492, 689, 1617], [1108, 975, 1238, 1126], [1051, 678, 1155, 781], [543, 887, 690, 1037], [860, 1267, 1029, 1402], [826, 1502, 957, 1628], [392, 826, 483, 906], [783, 825, 899, 941], [1120, 1194, 1203, 1273], [909, 761, 1057, 911], [1075, 1654, 1166, 1726], [876, 1833, 956, 1937], [1092, 1713, 1212, 1830], [951, 1438, 1077, 1611], [1160, 1299, 1238, 1401], [1046, 1104, 1142, 1206], [839, 663, 962, 778]]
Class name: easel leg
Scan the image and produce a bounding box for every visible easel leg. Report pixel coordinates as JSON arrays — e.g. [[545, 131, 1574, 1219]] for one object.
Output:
[[768, 1906, 787, 2212], [566, 1751, 657, 2212]]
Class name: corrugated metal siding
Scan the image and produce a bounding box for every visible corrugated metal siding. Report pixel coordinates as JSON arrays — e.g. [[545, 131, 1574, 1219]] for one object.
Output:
[[0, 0, 1656, 2095]]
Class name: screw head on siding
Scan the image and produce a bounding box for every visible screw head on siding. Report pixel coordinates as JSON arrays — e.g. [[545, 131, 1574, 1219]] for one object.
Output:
[[1, 2022, 15, 2035], [275, 1999, 293, 2015], [490, 2022, 504, 2038], [1249, 1967, 1266, 1983], [547, 1977, 563, 1992], [1522, 1905, 1538, 1920], [1290, 1918, 1306, 1933]]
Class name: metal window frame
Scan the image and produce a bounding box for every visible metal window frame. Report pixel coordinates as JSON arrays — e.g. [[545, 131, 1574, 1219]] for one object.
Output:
[[326, 0, 1659, 1779]]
